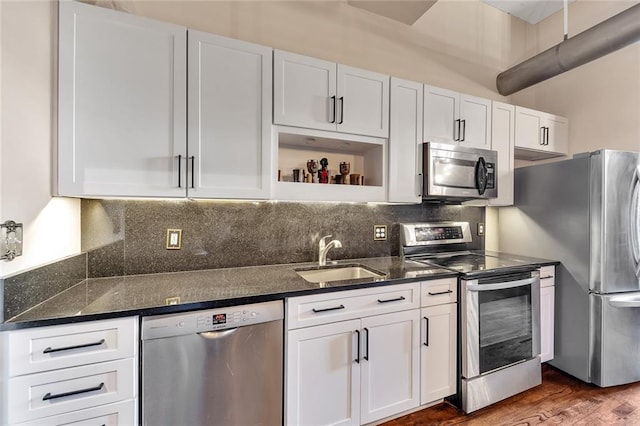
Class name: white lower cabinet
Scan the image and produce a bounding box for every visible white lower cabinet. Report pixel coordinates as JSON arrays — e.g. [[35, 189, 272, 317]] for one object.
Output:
[[286, 284, 421, 425], [287, 319, 361, 426], [540, 265, 556, 363], [420, 304, 456, 404], [420, 278, 457, 405], [1, 317, 138, 426], [360, 310, 420, 423]]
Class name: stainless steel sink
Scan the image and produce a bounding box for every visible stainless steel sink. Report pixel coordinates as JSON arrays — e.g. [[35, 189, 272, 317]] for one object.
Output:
[[295, 265, 386, 283]]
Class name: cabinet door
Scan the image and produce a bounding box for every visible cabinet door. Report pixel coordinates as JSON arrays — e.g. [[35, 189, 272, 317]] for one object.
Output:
[[337, 65, 389, 138], [421, 304, 457, 405], [459, 94, 492, 149], [546, 114, 569, 156], [273, 50, 337, 131], [540, 285, 555, 363], [388, 78, 423, 203], [360, 310, 420, 424], [514, 106, 544, 151], [423, 86, 459, 144], [188, 31, 272, 199], [489, 101, 515, 206], [286, 320, 360, 426], [58, 1, 187, 197]]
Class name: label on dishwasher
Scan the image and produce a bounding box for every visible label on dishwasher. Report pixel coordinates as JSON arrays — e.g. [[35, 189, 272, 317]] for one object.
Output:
[[212, 313, 226, 324]]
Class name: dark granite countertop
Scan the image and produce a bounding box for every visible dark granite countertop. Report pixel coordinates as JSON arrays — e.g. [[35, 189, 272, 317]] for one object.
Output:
[[2, 257, 457, 330]]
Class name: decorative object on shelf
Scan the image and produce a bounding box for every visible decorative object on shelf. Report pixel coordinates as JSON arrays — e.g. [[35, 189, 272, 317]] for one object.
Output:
[[350, 174, 361, 185], [293, 168, 301, 182], [1, 220, 23, 261], [339, 161, 350, 185], [318, 157, 329, 184], [306, 159, 319, 183]]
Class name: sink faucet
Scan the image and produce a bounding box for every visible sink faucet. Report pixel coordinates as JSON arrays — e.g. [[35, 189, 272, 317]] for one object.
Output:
[[318, 235, 342, 266]]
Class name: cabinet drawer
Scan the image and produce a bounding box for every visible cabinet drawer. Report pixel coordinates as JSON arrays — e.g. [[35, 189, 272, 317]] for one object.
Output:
[[287, 283, 420, 329], [4, 317, 137, 377], [421, 278, 457, 307], [7, 358, 136, 424], [540, 265, 555, 288], [13, 399, 136, 426]]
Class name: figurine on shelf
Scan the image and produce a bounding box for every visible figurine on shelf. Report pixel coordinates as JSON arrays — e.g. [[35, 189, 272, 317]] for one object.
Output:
[[339, 162, 350, 185], [307, 159, 319, 183], [318, 157, 329, 184]]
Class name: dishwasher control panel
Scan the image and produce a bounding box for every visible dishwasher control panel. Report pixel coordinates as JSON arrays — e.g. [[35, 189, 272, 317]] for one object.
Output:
[[142, 300, 283, 340]]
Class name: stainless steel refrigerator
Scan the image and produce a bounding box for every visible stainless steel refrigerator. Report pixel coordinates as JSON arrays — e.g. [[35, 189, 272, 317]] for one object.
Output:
[[498, 149, 640, 386]]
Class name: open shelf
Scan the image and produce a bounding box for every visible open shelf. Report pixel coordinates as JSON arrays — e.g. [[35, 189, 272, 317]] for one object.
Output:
[[273, 126, 387, 202]]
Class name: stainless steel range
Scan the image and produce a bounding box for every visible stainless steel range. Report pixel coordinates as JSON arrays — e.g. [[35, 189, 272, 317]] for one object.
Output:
[[400, 221, 542, 413]]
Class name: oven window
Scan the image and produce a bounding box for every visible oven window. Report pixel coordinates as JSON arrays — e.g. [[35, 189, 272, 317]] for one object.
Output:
[[478, 285, 532, 374]]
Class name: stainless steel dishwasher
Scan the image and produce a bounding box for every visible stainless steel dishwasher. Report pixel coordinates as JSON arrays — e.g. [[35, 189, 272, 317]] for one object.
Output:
[[141, 300, 283, 426]]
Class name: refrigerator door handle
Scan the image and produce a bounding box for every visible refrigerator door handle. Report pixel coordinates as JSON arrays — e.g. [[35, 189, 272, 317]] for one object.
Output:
[[609, 295, 640, 308], [631, 167, 640, 278]]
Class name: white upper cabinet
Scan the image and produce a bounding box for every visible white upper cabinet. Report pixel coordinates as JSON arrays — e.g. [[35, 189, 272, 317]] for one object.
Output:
[[489, 101, 515, 206], [388, 77, 423, 203], [187, 30, 272, 199], [274, 50, 389, 138], [57, 1, 187, 198], [514, 106, 568, 160], [423, 86, 491, 150]]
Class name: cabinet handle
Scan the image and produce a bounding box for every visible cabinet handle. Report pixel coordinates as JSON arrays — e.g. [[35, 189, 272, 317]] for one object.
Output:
[[540, 127, 545, 145], [461, 119, 466, 142], [42, 382, 105, 401], [189, 156, 196, 188], [428, 290, 453, 296], [330, 96, 336, 124], [540, 275, 554, 279], [355, 329, 360, 363], [177, 155, 182, 188], [364, 327, 370, 361], [338, 97, 344, 124], [312, 304, 345, 313], [454, 119, 461, 141], [377, 296, 406, 304], [418, 173, 423, 198], [424, 317, 430, 346], [43, 339, 105, 354], [545, 127, 550, 145]]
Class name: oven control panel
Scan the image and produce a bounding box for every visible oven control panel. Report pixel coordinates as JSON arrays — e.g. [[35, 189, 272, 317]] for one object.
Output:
[[401, 221, 472, 246]]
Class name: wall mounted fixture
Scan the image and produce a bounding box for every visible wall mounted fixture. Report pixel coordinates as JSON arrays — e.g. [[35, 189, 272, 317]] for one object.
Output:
[[1, 220, 23, 261]]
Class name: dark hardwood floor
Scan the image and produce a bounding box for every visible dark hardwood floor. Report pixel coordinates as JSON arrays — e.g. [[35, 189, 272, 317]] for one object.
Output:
[[382, 364, 640, 425]]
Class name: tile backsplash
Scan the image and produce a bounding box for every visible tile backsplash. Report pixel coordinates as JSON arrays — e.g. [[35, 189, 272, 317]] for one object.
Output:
[[82, 199, 485, 277]]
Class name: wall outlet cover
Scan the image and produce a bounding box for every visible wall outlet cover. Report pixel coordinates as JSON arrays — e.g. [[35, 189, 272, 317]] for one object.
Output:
[[374, 225, 387, 241], [477, 223, 485, 236], [166, 229, 182, 249]]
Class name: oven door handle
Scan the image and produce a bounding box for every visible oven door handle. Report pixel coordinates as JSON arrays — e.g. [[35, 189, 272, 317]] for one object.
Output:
[[609, 295, 640, 308], [466, 277, 537, 292]]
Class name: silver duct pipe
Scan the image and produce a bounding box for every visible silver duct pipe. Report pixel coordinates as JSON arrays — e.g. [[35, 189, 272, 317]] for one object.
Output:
[[496, 3, 640, 96]]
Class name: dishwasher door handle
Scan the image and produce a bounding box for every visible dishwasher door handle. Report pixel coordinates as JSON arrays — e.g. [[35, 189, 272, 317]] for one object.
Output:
[[198, 328, 239, 339]]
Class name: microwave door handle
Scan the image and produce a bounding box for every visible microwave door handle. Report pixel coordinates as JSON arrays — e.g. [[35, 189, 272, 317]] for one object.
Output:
[[474, 157, 488, 195], [631, 170, 640, 277], [466, 277, 537, 292]]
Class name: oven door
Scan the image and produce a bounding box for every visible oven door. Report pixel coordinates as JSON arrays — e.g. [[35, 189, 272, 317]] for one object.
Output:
[[461, 271, 541, 379]]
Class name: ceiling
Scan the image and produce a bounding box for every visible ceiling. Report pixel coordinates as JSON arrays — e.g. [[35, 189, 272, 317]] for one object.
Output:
[[347, 0, 576, 26]]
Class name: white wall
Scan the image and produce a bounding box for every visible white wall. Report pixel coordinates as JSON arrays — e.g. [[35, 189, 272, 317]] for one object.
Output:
[[117, 0, 526, 100], [0, 1, 80, 277], [511, 0, 640, 157]]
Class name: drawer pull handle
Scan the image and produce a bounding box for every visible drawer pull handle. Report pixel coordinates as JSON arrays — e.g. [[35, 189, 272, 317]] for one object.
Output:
[[424, 317, 430, 346], [312, 304, 345, 313], [377, 296, 406, 304], [355, 329, 360, 363], [428, 290, 453, 296], [540, 276, 554, 279], [43, 339, 105, 354], [42, 382, 105, 401]]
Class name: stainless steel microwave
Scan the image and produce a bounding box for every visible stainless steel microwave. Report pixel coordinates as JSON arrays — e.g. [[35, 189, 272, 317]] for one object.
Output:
[[422, 142, 498, 200]]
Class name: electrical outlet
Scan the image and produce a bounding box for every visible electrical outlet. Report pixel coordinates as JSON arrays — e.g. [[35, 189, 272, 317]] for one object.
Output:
[[166, 229, 182, 249], [477, 223, 485, 236], [374, 225, 387, 241], [166, 296, 181, 305]]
